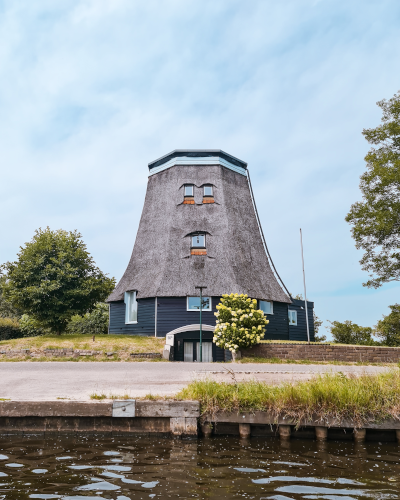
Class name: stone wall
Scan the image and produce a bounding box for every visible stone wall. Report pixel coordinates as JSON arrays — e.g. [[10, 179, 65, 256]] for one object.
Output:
[[242, 343, 400, 363]]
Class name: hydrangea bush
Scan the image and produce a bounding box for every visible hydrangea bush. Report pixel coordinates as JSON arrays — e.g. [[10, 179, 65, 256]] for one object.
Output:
[[213, 293, 269, 353]]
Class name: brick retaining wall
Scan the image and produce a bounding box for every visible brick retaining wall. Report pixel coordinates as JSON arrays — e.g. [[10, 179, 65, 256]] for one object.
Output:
[[242, 343, 400, 363]]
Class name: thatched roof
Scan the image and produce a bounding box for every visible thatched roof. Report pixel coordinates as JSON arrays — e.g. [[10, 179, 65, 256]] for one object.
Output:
[[108, 151, 291, 303]]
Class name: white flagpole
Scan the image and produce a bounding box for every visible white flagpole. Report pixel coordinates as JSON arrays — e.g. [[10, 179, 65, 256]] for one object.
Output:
[[300, 228, 310, 344]]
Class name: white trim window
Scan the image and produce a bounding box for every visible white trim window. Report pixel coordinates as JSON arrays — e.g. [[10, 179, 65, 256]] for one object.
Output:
[[191, 233, 205, 248], [259, 300, 273, 315], [184, 185, 194, 197], [288, 310, 297, 325], [203, 185, 213, 196], [187, 296, 212, 311], [124, 291, 138, 324]]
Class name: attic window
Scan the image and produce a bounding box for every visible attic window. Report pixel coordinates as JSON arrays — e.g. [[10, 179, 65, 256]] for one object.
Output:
[[191, 233, 207, 255], [124, 291, 138, 324], [192, 234, 205, 247], [260, 300, 273, 315], [184, 184, 195, 205], [203, 185, 214, 204], [185, 185, 194, 196]]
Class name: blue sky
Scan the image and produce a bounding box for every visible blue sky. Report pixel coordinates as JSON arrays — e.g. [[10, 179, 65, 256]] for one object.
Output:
[[1, 0, 400, 337]]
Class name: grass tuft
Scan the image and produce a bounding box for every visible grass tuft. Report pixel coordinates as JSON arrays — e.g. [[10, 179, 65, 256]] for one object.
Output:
[[176, 370, 400, 427]]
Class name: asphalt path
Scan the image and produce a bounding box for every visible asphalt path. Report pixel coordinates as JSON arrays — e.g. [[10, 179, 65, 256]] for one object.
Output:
[[0, 362, 391, 401]]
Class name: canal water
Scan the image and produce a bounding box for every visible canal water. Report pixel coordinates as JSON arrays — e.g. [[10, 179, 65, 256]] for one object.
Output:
[[0, 435, 399, 499]]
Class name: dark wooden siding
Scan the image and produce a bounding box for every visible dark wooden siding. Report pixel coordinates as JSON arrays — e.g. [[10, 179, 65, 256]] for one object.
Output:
[[264, 301, 289, 340], [288, 299, 315, 342], [157, 296, 220, 337], [109, 299, 155, 335]]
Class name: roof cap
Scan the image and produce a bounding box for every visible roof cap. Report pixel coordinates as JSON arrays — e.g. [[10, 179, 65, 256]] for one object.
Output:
[[148, 149, 247, 171]]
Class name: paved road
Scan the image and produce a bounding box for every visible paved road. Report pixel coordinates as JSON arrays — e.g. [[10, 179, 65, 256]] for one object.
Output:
[[0, 362, 391, 401]]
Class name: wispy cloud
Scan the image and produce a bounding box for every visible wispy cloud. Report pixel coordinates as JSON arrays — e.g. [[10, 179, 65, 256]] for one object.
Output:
[[1, 0, 400, 334]]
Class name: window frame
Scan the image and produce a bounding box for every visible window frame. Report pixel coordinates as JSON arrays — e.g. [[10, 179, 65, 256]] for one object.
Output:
[[203, 185, 213, 197], [288, 309, 297, 326], [187, 296, 212, 311], [124, 291, 138, 324], [184, 184, 194, 197], [259, 300, 273, 315], [191, 233, 206, 248]]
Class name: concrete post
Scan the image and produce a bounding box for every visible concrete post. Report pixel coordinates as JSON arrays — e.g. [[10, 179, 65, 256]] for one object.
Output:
[[353, 428, 366, 443], [239, 423, 251, 439], [279, 425, 291, 441], [315, 426, 328, 441]]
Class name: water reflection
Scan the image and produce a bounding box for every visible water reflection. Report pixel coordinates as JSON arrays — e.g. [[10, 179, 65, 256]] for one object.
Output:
[[0, 435, 399, 499]]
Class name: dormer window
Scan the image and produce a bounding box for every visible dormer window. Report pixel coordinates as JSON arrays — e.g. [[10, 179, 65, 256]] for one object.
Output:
[[203, 185, 214, 204], [191, 232, 207, 255], [192, 233, 205, 247], [183, 184, 195, 205]]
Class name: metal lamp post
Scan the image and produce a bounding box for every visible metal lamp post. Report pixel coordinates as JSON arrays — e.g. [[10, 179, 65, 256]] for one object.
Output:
[[195, 286, 207, 362]]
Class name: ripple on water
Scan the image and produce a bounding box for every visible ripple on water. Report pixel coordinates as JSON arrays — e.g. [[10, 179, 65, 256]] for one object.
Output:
[[5, 463, 23, 467], [103, 451, 120, 456], [100, 465, 131, 472], [0, 472, 8, 477], [32, 469, 48, 474], [0, 454, 8, 460], [77, 480, 120, 491]]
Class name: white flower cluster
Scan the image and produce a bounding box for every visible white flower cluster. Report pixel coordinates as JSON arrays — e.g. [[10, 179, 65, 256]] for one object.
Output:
[[212, 293, 269, 352]]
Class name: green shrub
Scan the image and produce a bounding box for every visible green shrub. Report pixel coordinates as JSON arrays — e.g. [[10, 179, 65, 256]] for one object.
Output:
[[329, 320, 376, 345], [66, 303, 109, 335], [19, 315, 49, 337], [0, 317, 23, 341]]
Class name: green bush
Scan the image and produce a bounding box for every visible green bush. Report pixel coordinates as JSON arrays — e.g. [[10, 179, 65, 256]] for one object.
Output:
[[329, 320, 376, 345], [0, 317, 23, 341], [66, 303, 109, 335], [19, 315, 49, 338]]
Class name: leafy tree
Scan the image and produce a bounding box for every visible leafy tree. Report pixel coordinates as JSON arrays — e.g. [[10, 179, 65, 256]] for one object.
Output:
[[1, 228, 115, 334], [213, 293, 268, 357], [329, 320, 376, 345], [346, 91, 400, 288], [374, 304, 400, 346], [67, 302, 109, 335], [0, 276, 21, 319]]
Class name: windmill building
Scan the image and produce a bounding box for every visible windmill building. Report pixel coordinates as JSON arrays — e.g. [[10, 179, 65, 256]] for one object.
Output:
[[107, 150, 314, 361]]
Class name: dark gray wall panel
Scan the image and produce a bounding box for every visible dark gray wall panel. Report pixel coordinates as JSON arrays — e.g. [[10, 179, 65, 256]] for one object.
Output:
[[289, 299, 315, 342], [156, 296, 220, 337], [264, 301, 289, 340], [109, 299, 155, 335]]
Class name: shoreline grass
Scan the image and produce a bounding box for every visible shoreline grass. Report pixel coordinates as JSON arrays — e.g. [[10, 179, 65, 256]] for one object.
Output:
[[176, 370, 400, 427]]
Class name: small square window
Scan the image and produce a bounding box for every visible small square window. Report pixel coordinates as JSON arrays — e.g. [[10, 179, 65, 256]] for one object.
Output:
[[288, 310, 297, 325], [191, 234, 205, 247], [204, 185, 213, 197], [260, 300, 273, 315], [187, 296, 211, 311], [185, 185, 194, 197]]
